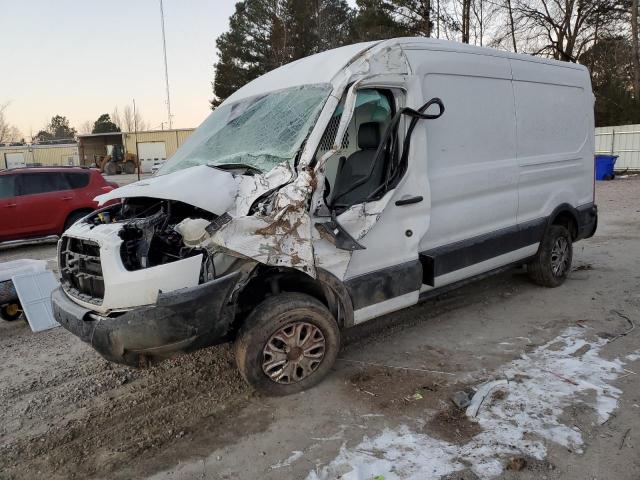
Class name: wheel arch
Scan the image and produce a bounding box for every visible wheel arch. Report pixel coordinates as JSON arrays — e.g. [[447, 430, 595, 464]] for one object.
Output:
[[546, 203, 579, 241], [231, 265, 354, 337], [63, 208, 94, 231]]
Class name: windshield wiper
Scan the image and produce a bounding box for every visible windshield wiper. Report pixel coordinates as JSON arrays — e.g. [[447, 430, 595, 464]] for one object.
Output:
[[207, 163, 263, 175]]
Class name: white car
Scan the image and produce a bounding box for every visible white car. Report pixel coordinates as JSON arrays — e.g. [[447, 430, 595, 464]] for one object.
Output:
[[52, 38, 597, 395]]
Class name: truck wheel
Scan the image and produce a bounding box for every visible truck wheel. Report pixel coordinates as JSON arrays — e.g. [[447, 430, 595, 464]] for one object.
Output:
[[123, 160, 136, 174], [527, 225, 573, 287], [235, 292, 340, 396], [1, 303, 22, 321], [104, 161, 117, 175]]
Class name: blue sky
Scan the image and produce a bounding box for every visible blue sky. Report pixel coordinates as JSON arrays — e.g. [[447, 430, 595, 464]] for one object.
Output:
[[1, 1, 239, 136]]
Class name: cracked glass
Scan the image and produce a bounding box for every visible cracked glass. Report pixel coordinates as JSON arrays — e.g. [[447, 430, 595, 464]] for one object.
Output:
[[159, 84, 332, 175]]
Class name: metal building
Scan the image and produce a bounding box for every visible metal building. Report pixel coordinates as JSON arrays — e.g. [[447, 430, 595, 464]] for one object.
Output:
[[0, 143, 79, 169], [77, 128, 194, 173]]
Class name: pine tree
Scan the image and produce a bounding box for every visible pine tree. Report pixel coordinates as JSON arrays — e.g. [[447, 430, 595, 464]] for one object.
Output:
[[353, 0, 411, 41], [212, 1, 281, 107], [212, 0, 355, 107]]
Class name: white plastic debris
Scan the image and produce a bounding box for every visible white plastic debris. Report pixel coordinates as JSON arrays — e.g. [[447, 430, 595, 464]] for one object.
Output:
[[466, 379, 509, 418], [12, 271, 60, 332], [0, 259, 47, 283]]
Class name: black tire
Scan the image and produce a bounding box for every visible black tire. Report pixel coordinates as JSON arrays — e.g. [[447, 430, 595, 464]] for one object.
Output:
[[527, 225, 573, 287], [235, 292, 340, 396], [104, 161, 117, 175], [1, 303, 22, 321], [64, 211, 88, 231], [123, 160, 136, 174]]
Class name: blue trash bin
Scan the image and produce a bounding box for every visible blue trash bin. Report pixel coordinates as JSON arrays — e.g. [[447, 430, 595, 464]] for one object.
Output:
[[594, 155, 617, 181]]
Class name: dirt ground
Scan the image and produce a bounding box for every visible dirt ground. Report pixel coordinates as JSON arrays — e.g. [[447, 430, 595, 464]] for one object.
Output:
[[1, 177, 639, 480]]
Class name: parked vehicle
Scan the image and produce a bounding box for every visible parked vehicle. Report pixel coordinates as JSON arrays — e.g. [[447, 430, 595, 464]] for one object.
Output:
[[52, 38, 597, 395], [0, 166, 118, 242], [151, 160, 165, 175]]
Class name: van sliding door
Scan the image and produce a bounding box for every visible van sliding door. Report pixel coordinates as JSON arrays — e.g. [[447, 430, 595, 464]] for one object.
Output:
[[406, 50, 521, 288]]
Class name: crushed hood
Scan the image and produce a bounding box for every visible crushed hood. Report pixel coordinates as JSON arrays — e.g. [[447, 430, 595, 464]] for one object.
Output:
[[95, 163, 294, 216]]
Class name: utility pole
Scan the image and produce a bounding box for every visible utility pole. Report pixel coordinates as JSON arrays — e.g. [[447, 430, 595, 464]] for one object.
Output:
[[133, 99, 140, 181], [159, 0, 173, 129]]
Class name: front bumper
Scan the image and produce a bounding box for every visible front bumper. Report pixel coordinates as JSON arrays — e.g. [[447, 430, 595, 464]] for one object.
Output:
[[52, 271, 241, 367]]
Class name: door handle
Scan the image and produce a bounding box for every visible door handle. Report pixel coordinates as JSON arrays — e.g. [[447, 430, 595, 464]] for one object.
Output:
[[62, 197, 73, 201], [6, 203, 17, 208], [395, 195, 423, 206]]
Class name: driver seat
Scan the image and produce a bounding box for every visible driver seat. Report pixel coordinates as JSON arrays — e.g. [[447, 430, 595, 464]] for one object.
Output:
[[332, 122, 385, 205]]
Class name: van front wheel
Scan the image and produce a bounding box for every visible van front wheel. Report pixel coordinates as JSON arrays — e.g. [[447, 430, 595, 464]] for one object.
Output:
[[234, 293, 340, 396], [527, 225, 573, 288]]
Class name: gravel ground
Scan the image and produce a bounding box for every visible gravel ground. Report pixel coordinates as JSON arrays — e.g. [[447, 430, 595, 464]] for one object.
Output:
[[0, 177, 639, 479]]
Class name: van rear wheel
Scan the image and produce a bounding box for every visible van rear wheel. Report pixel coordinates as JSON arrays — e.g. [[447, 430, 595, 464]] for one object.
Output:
[[527, 225, 572, 287], [234, 293, 340, 396]]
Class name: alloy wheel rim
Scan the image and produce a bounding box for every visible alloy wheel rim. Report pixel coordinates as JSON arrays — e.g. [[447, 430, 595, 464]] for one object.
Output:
[[550, 236, 570, 276], [262, 321, 326, 384]]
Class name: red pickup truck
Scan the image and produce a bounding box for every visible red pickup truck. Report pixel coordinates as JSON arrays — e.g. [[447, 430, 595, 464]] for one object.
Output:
[[0, 166, 118, 242]]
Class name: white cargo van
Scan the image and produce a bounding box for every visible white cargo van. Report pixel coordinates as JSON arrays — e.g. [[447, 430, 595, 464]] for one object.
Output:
[[52, 38, 597, 395]]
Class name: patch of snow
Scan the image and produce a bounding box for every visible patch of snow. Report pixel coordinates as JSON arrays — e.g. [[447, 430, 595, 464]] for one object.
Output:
[[307, 429, 462, 480], [307, 328, 639, 480], [271, 450, 304, 469]]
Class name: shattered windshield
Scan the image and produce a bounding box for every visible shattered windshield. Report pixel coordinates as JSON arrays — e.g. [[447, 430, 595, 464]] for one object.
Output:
[[159, 84, 332, 175]]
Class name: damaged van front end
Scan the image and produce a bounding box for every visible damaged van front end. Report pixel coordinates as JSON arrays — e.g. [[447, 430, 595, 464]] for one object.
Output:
[[52, 40, 413, 373], [51, 83, 333, 367], [51, 190, 258, 367]]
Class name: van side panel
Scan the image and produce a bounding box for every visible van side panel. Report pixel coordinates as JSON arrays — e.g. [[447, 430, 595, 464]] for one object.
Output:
[[511, 60, 595, 225], [406, 50, 520, 271]]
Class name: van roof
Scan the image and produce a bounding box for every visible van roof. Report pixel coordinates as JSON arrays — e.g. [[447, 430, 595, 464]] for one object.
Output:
[[394, 37, 588, 70], [225, 38, 588, 104], [225, 41, 381, 104]]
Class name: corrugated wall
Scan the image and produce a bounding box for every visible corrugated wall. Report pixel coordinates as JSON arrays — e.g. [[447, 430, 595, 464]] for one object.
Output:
[[0, 144, 79, 169], [595, 124, 640, 171], [33, 145, 79, 166], [123, 129, 194, 159]]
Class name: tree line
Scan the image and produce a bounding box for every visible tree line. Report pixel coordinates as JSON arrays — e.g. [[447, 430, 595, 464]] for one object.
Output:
[[0, 105, 149, 145], [212, 0, 640, 127]]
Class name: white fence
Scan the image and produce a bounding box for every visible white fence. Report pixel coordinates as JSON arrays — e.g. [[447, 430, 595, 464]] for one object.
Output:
[[595, 124, 640, 171]]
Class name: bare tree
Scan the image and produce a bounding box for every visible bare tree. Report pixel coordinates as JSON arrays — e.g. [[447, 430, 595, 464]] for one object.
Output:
[[513, 0, 626, 61], [0, 103, 23, 144], [632, 0, 640, 98], [111, 107, 123, 130], [461, 0, 471, 43], [122, 105, 147, 132], [505, 0, 518, 52], [79, 120, 93, 134], [471, 0, 483, 45], [467, 0, 503, 47]]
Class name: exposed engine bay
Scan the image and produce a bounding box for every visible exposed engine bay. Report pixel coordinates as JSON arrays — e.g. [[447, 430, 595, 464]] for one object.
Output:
[[85, 197, 240, 284]]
